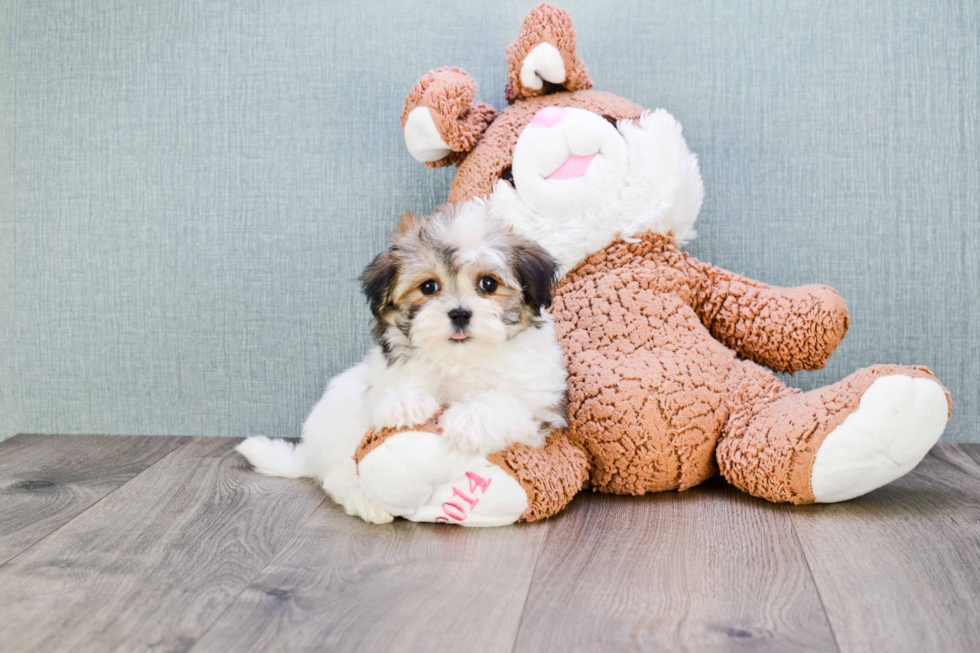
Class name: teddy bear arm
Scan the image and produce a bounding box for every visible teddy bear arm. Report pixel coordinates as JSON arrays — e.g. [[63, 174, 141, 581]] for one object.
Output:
[[689, 260, 850, 373]]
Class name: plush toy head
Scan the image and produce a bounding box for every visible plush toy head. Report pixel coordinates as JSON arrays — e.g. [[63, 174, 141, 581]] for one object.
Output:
[[400, 3, 704, 272]]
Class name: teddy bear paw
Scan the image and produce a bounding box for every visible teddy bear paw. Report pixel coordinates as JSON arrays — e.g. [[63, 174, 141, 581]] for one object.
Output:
[[810, 374, 949, 502], [357, 430, 528, 527]]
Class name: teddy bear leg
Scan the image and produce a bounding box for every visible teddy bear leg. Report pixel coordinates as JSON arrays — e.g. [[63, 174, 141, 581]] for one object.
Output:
[[716, 362, 950, 504], [487, 430, 590, 522], [355, 423, 588, 526]]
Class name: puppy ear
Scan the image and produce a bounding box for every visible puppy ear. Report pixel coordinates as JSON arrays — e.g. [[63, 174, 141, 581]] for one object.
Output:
[[360, 249, 400, 320], [505, 4, 592, 104], [401, 67, 497, 168], [396, 210, 418, 235], [513, 241, 560, 314]]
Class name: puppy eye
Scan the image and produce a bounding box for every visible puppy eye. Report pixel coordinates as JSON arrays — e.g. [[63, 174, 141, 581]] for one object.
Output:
[[499, 167, 514, 187], [419, 279, 439, 296], [478, 276, 498, 294]]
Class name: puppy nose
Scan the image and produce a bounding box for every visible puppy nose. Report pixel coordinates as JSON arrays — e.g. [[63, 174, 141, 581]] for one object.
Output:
[[530, 106, 566, 128], [448, 307, 472, 328]]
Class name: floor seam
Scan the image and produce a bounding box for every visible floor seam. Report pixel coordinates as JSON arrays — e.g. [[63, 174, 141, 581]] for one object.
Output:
[[0, 436, 194, 571], [786, 507, 844, 653]]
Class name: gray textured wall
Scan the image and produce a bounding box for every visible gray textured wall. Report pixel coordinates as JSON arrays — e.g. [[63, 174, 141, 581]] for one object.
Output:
[[2, 0, 978, 442]]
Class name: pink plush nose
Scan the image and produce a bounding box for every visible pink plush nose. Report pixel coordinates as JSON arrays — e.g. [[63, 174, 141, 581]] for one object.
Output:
[[530, 106, 566, 128]]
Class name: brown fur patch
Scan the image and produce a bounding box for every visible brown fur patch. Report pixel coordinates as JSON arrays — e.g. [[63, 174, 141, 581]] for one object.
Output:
[[396, 211, 417, 234]]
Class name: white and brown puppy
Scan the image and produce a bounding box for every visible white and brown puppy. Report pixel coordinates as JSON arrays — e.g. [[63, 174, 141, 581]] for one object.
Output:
[[237, 201, 567, 524]]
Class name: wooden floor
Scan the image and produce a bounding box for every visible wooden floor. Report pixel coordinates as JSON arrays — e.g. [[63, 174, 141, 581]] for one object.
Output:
[[0, 436, 977, 653]]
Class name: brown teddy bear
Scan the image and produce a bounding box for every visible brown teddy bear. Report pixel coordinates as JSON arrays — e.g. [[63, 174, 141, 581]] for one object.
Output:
[[354, 3, 951, 526]]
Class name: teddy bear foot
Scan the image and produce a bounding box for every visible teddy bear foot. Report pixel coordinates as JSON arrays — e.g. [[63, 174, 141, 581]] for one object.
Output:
[[357, 430, 529, 527], [810, 373, 949, 503]]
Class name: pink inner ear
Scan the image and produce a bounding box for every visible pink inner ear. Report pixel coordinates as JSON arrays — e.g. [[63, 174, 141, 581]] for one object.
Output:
[[530, 106, 566, 128], [547, 154, 595, 180]]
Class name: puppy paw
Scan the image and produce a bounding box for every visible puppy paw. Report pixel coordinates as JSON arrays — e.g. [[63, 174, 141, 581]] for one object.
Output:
[[372, 389, 441, 429], [439, 403, 539, 455]]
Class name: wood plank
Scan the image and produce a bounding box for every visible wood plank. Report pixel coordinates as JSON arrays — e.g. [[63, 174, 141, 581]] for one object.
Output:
[[791, 443, 980, 653], [189, 501, 549, 653], [513, 480, 838, 653], [0, 437, 325, 653], [0, 434, 188, 565]]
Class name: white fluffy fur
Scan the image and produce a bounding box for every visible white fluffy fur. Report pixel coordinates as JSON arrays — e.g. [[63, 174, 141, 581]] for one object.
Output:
[[238, 317, 565, 524], [490, 109, 705, 272], [237, 205, 567, 525]]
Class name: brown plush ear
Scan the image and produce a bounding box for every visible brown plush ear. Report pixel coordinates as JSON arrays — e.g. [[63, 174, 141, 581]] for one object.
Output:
[[401, 67, 497, 168], [505, 3, 592, 104]]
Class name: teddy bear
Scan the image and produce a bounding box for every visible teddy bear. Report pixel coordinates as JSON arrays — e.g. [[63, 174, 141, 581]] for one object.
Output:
[[352, 3, 951, 527]]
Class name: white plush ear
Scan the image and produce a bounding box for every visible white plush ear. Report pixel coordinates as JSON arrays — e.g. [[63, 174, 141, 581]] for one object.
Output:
[[403, 107, 452, 163], [520, 42, 567, 91]]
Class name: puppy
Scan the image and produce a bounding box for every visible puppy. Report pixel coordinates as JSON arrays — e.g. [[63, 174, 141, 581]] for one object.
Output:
[[237, 200, 567, 524]]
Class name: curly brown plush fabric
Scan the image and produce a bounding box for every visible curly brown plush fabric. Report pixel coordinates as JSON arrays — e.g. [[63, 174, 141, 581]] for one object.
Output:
[[690, 268, 850, 374], [548, 234, 946, 505], [550, 233, 844, 496], [400, 67, 497, 168], [504, 3, 592, 103], [488, 433, 589, 522]]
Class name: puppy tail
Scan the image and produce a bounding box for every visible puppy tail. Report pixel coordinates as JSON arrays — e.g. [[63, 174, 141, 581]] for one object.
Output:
[[236, 436, 309, 479]]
